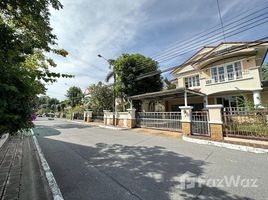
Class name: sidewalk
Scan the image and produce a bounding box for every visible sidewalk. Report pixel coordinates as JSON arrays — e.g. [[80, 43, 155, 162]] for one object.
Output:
[[0, 136, 51, 200]]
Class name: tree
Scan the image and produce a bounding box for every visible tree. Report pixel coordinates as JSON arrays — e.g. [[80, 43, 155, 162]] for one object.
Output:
[[262, 63, 268, 80], [60, 100, 67, 111], [163, 78, 177, 90], [48, 98, 60, 110], [112, 54, 163, 97], [37, 96, 50, 108], [0, 1, 72, 135], [88, 82, 113, 113], [66, 87, 83, 107]]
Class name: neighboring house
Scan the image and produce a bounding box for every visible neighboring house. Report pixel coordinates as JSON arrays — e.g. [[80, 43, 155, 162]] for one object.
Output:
[[130, 42, 268, 111]]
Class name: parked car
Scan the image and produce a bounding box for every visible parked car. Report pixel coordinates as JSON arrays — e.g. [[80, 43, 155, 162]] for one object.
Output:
[[47, 113, 55, 120]]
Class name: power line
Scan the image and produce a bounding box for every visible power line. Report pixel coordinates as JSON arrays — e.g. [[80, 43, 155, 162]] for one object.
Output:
[[156, 16, 268, 63], [102, 5, 268, 80], [151, 2, 268, 59], [154, 9, 268, 62], [216, 0, 226, 42], [108, 17, 268, 83], [135, 37, 268, 81], [105, 4, 268, 86]]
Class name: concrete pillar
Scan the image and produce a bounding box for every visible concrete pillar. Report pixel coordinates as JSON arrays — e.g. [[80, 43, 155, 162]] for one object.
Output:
[[253, 90, 262, 106], [206, 105, 223, 140], [127, 108, 136, 128], [203, 96, 208, 108], [71, 112, 75, 120], [184, 90, 188, 106], [83, 111, 87, 122], [115, 112, 119, 126], [86, 110, 93, 122], [179, 106, 193, 135], [103, 110, 110, 125]]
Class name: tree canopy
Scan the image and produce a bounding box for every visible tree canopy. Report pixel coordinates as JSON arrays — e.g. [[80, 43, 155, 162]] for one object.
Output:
[[262, 62, 268, 80], [66, 86, 83, 107], [87, 82, 113, 113], [112, 54, 163, 98], [0, 1, 72, 135], [163, 78, 177, 90]]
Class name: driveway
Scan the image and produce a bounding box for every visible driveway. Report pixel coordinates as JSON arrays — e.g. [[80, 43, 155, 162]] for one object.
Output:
[[33, 118, 268, 200]]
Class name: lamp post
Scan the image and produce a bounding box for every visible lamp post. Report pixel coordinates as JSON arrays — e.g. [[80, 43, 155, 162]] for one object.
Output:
[[98, 54, 116, 126]]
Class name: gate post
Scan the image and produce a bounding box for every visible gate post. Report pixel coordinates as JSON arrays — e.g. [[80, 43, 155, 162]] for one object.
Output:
[[83, 111, 87, 122], [206, 105, 223, 140], [86, 110, 93, 122], [179, 106, 193, 135], [127, 108, 136, 128], [103, 110, 110, 125]]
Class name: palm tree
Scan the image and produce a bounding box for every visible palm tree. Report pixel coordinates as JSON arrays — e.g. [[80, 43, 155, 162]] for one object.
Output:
[[105, 71, 115, 83], [104, 59, 116, 83]]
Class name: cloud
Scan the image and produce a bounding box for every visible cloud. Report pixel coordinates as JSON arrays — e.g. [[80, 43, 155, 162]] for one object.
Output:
[[46, 0, 268, 100], [47, 0, 146, 100]]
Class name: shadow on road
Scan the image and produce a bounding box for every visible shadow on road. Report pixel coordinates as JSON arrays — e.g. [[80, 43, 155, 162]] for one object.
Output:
[[50, 123, 91, 129], [34, 122, 91, 130], [33, 127, 61, 136], [37, 136, 254, 200]]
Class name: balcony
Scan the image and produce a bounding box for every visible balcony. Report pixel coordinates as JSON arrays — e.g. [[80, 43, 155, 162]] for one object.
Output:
[[205, 70, 250, 85]]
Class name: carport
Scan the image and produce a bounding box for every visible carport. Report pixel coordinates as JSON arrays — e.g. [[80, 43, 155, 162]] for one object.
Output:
[[129, 88, 208, 132], [129, 87, 206, 112]]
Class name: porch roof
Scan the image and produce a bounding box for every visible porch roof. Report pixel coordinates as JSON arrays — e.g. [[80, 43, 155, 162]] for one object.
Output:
[[129, 87, 206, 100]]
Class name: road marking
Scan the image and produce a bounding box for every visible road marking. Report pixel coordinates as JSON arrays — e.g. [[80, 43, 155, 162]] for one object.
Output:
[[32, 129, 64, 200], [0, 133, 9, 149]]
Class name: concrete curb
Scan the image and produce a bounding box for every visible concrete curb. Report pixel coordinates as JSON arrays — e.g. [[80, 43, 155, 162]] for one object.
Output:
[[61, 118, 128, 130], [98, 125, 129, 131], [0, 133, 9, 149], [59, 119, 98, 127], [182, 135, 268, 154], [32, 129, 64, 200]]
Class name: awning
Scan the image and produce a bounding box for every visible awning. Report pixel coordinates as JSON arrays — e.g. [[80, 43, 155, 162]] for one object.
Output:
[[129, 87, 206, 100]]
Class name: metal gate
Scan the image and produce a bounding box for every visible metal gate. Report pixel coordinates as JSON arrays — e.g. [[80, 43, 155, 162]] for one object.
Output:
[[192, 111, 210, 136], [136, 112, 182, 131]]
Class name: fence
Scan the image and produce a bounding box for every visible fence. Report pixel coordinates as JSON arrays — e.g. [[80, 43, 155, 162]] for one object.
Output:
[[223, 108, 268, 140], [136, 112, 182, 131], [191, 111, 210, 136], [92, 112, 104, 121]]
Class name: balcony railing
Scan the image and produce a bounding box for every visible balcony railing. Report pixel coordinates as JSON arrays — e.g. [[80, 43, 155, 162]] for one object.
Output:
[[205, 70, 249, 85]]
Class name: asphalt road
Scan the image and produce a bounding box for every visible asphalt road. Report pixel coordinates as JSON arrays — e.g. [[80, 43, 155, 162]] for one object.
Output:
[[33, 118, 268, 200]]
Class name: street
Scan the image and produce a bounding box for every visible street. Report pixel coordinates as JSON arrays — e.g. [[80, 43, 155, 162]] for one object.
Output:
[[33, 118, 268, 200]]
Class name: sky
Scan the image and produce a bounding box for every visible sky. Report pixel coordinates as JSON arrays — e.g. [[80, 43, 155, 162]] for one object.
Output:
[[46, 0, 268, 100]]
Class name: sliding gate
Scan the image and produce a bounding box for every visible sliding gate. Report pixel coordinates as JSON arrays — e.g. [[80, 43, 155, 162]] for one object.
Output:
[[136, 112, 182, 131]]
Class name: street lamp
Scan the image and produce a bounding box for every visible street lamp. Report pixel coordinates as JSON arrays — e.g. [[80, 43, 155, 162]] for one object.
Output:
[[98, 54, 116, 126]]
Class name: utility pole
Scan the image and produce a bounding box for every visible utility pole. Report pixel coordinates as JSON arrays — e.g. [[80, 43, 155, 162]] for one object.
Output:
[[98, 54, 116, 126]]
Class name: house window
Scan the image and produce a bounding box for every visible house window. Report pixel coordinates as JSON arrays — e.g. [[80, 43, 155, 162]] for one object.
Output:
[[211, 67, 218, 83], [218, 66, 225, 82], [216, 96, 244, 108], [234, 61, 242, 79], [184, 75, 200, 88], [227, 64, 234, 80], [210, 61, 243, 83]]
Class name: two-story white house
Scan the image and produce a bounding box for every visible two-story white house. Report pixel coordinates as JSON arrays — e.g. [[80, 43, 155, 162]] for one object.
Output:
[[130, 41, 268, 111]]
